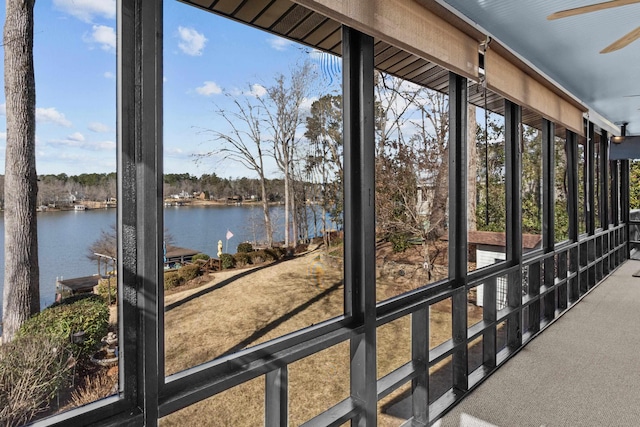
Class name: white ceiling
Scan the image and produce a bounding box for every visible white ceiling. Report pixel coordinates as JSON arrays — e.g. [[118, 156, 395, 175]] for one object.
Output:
[[436, 0, 640, 135]]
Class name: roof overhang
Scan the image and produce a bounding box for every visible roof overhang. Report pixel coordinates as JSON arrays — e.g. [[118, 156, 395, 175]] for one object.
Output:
[[180, 0, 639, 136]]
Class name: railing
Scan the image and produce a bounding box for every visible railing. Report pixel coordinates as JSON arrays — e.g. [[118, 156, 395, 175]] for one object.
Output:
[[152, 224, 628, 426]]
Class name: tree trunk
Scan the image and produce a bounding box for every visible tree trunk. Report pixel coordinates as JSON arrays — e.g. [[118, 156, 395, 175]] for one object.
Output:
[[467, 104, 477, 231], [259, 172, 273, 247], [289, 163, 298, 247], [429, 146, 449, 239], [283, 164, 290, 247], [3, 0, 39, 343]]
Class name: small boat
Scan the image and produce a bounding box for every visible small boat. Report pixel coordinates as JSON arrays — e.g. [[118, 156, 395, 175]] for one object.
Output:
[[74, 205, 87, 211]]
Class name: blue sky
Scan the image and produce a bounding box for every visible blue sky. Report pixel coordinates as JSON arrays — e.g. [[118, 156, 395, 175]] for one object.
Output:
[[0, 0, 335, 178]]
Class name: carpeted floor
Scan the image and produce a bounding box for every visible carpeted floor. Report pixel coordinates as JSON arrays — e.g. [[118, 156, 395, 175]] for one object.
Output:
[[436, 259, 640, 427]]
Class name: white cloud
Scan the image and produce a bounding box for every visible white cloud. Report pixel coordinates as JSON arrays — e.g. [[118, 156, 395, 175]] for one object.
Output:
[[88, 122, 110, 133], [104, 71, 115, 79], [36, 107, 72, 127], [308, 49, 324, 61], [53, 0, 116, 23], [0, 104, 5, 116], [196, 81, 222, 96], [300, 96, 317, 113], [92, 141, 116, 151], [177, 26, 207, 56], [0, 132, 6, 140], [267, 37, 293, 51], [45, 138, 115, 151], [165, 147, 185, 157], [249, 83, 267, 98], [84, 25, 116, 52], [67, 132, 85, 142]]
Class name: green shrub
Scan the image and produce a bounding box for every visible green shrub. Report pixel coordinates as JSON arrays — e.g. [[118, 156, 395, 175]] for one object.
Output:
[[48, 292, 102, 308], [164, 271, 184, 290], [236, 242, 254, 253], [95, 278, 117, 304], [18, 296, 109, 358], [0, 336, 72, 426], [220, 253, 235, 269], [234, 252, 251, 267], [389, 233, 411, 253], [178, 264, 201, 282], [192, 253, 210, 262]]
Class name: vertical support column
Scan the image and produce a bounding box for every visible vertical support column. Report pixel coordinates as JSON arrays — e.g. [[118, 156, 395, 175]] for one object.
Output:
[[117, 0, 139, 411], [566, 131, 579, 243], [504, 99, 521, 354], [586, 122, 596, 235], [541, 120, 555, 325], [505, 101, 522, 267], [611, 160, 619, 227], [448, 72, 468, 393], [448, 73, 468, 287], [601, 130, 609, 229], [566, 130, 580, 303], [621, 121, 630, 259], [265, 367, 288, 427], [117, 0, 163, 425], [342, 26, 376, 426], [621, 159, 630, 257], [542, 120, 555, 250], [411, 308, 429, 425]]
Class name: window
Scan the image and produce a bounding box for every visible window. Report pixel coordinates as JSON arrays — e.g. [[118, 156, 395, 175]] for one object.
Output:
[[162, 2, 345, 377]]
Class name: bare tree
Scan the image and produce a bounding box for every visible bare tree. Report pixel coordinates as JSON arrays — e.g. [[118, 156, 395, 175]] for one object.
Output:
[[2, 0, 38, 342], [264, 63, 315, 247], [200, 94, 274, 247], [374, 73, 452, 276]]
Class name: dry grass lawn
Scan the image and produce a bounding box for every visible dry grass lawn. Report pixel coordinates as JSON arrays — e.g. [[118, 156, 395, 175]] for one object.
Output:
[[160, 248, 482, 426]]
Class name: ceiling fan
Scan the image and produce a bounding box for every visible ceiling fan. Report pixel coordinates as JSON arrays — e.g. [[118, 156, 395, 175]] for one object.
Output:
[[547, 0, 640, 53]]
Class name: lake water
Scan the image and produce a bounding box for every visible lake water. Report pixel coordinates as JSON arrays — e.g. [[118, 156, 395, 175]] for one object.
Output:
[[0, 204, 335, 319]]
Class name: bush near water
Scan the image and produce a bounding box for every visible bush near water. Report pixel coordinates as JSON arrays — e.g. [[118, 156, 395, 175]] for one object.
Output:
[[2, 295, 110, 425], [191, 253, 210, 262], [236, 242, 253, 253], [96, 278, 117, 304], [17, 294, 109, 359]]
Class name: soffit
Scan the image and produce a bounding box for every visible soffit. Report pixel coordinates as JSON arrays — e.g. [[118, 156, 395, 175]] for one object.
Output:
[[179, 0, 572, 130], [181, 0, 452, 90], [432, 0, 640, 135]]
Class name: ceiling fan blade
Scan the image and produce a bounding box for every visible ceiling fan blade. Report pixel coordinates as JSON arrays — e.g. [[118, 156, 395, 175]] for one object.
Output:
[[600, 26, 640, 53], [547, 0, 640, 20]]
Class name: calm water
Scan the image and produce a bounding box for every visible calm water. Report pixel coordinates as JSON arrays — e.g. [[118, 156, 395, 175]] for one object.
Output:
[[0, 204, 330, 319]]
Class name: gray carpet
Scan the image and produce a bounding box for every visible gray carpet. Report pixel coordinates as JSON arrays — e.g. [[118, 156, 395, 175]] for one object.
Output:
[[436, 260, 640, 427]]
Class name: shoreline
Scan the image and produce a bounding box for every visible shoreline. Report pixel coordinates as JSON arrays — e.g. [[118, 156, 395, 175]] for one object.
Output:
[[34, 199, 280, 213]]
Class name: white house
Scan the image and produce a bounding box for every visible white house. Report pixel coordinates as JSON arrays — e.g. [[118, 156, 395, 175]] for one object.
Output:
[[472, 231, 542, 309]]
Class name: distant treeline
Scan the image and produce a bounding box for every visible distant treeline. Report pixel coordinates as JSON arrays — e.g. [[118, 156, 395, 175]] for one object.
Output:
[[163, 173, 285, 202], [0, 173, 287, 207]]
